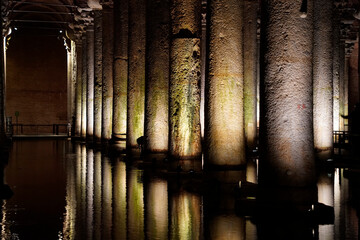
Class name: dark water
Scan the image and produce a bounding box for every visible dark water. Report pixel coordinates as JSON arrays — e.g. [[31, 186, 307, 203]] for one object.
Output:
[[0, 139, 359, 239]]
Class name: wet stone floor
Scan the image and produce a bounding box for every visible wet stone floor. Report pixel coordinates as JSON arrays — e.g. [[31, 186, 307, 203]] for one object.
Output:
[[0, 139, 358, 240]]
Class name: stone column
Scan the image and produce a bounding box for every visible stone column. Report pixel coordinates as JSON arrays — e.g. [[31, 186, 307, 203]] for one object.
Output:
[[206, 0, 245, 167], [0, 28, 5, 142], [313, 0, 333, 158], [94, 10, 103, 144], [87, 24, 95, 141], [75, 36, 83, 137], [333, 13, 340, 131], [243, 0, 258, 152], [169, 0, 202, 159], [339, 41, 346, 130], [259, 0, 316, 186], [81, 34, 87, 140], [67, 43, 72, 125], [145, 0, 170, 153], [127, 0, 146, 150], [349, 45, 358, 112], [101, 2, 114, 142], [113, 0, 128, 141], [71, 41, 77, 133], [344, 55, 350, 129]]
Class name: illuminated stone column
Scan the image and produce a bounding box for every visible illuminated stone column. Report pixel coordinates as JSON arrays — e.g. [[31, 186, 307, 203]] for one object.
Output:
[[127, 0, 146, 150], [0, 24, 5, 142], [67, 44, 73, 125], [344, 55, 349, 128], [313, 0, 333, 157], [113, 0, 128, 141], [94, 10, 103, 144], [81, 34, 87, 140], [145, 0, 170, 153], [244, 0, 258, 152], [205, 0, 245, 166], [349, 44, 359, 113], [339, 41, 346, 130], [169, 0, 202, 159], [70, 41, 77, 132], [101, 2, 114, 142], [333, 14, 340, 131], [75, 37, 83, 137], [259, 0, 316, 186], [87, 24, 95, 141]]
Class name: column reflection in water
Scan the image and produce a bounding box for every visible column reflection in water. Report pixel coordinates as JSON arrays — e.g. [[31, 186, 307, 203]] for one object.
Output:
[[146, 177, 168, 240], [205, 171, 246, 240], [93, 151, 102, 240], [80, 144, 87, 236], [317, 168, 334, 239], [170, 191, 201, 239], [86, 148, 94, 240], [113, 159, 127, 240], [62, 143, 77, 239], [127, 167, 145, 240], [102, 155, 113, 240], [334, 168, 341, 240]]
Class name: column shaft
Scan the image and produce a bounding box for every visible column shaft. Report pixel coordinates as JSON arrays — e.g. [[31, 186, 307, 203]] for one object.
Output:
[[169, 0, 202, 159], [259, 0, 316, 186], [313, 0, 333, 156], [102, 5, 114, 141], [333, 13, 340, 131], [206, 0, 245, 166], [243, 0, 258, 152], [70, 41, 77, 132], [113, 0, 128, 141], [94, 10, 103, 144], [81, 35, 87, 139], [127, 0, 146, 149], [145, 0, 170, 152], [75, 41, 83, 137], [87, 26, 95, 140]]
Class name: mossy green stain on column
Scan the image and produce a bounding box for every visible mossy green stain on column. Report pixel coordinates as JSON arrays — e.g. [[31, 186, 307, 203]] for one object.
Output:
[[170, 38, 201, 159]]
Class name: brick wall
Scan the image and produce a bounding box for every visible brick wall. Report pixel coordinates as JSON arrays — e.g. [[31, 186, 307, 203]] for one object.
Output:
[[5, 30, 67, 134]]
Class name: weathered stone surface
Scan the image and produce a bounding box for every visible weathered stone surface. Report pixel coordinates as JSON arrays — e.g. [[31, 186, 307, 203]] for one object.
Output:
[[243, 0, 258, 152], [71, 41, 77, 125], [81, 34, 87, 139], [171, 0, 201, 36], [113, 0, 128, 140], [206, 0, 245, 166], [86, 26, 94, 140], [170, 38, 201, 159], [259, 0, 316, 186], [145, 0, 170, 153], [75, 42, 82, 137], [93, 10, 102, 143], [127, 0, 146, 149], [313, 0, 333, 155], [333, 14, 340, 131], [101, 5, 114, 141]]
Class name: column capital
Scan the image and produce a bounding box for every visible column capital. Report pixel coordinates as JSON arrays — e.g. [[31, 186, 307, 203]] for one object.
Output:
[[100, 0, 114, 8]]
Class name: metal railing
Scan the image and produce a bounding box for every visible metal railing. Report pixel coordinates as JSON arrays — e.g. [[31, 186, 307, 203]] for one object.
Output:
[[11, 123, 69, 135]]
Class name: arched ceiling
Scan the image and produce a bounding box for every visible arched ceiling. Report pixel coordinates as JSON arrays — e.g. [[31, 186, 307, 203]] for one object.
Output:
[[1, 0, 97, 38], [1, 0, 360, 55]]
